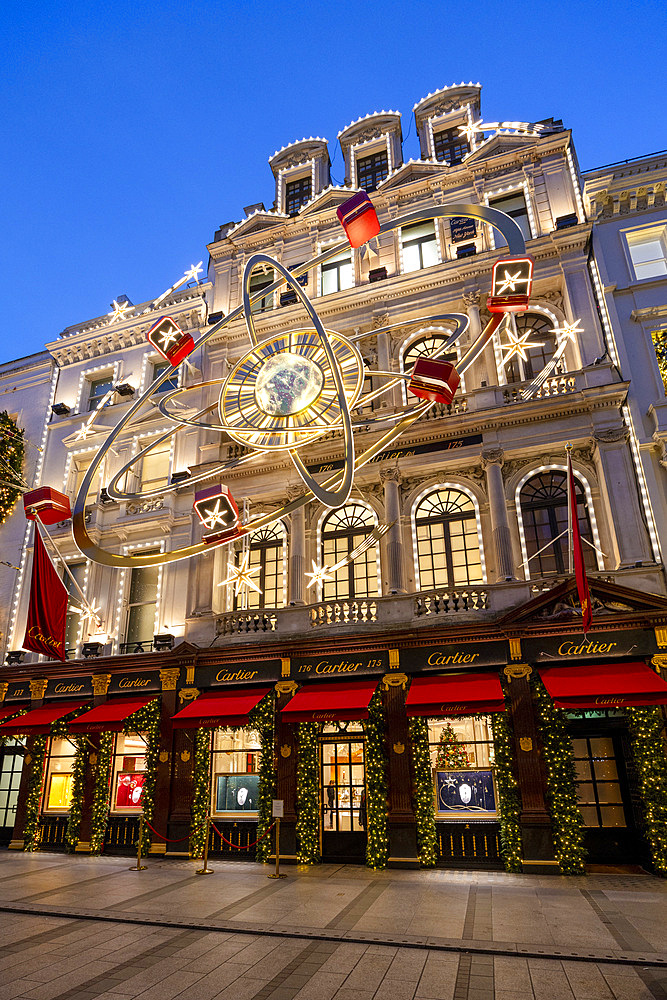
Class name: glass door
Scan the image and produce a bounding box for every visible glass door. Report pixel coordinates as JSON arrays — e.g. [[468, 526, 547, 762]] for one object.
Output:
[[320, 732, 366, 862]]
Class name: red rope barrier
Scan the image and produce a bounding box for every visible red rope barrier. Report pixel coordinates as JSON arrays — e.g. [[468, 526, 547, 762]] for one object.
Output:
[[143, 818, 206, 843], [210, 819, 276, 849]]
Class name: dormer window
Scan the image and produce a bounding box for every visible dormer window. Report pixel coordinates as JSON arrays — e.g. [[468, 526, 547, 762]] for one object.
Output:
[[433, 127, 469, 165], [357, 150, 389, 192], [285, 177, 311, 216]]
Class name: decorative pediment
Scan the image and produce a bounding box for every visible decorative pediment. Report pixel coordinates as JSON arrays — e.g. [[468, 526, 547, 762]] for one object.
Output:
[[299, 186, 355, 217], [377, 160, 445, 191], [463, 132, 537, 166], [227, 211, 287, 240], [499, 578, 667, 628]]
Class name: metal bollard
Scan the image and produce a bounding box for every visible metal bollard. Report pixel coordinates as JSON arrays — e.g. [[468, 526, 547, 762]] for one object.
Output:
[[267, 818, 287, 879], [128, 814, 147, 871], [195, 815, 214, 875]]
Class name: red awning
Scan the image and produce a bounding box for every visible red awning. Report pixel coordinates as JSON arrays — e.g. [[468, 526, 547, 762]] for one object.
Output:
[[280, 679, 378, 724], [171, 687, 272, 729], [0, 700, 88, 735], [406, 673, 506, 717], [67, 696, 156, 734], [0, 704, 28, 722], [538, 661, 667, 709]]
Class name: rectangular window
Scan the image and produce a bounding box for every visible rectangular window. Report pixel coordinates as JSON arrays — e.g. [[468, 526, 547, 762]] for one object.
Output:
[[88, 375, 114, 411], [71, 455, 100, 503], [626, 225, 667, 280], [401, 221, 439, 272], [321, 250, 353, 295], [152, 360, 178, 393], [111, 732, 147, 811], [356, 150, 388, 192], [489, 191, 532, 245], [285, 177, 311, 215], [211, 728, 261, 816], [571, 736, 627, 828], [124, 555, 159, 650], [428, 717, 497, 817], [139, 440, 170, 492], [433, 128, 469, 165], [249, 268, 274, 314], [651, 328, 667, 394], [43, 738, 77, 812]]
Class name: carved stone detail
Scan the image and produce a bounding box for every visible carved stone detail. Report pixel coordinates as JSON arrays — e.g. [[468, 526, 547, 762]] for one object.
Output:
[[29, 678, 48, 700], [381, 672, 408, 691], [178, 687, 200, 703], [481, 448, 504, 469], [371, 312, 391, 330], [652, 654, 667, 674], [275, 680, 298, 696], [91, 674, 111, 696], [160, 667, 180, 691], [594, 428, 630, 444], [126, 497, 165, 515], [379, 467, 402, 485], [504, 663, 533, 682], [519, 737, 533, 752], [0, 682, 7, 702], [462, 290, 481, 307]]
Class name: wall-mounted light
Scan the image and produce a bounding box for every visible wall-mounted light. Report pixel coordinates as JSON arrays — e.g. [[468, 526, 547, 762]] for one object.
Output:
[[170, 471, 191, 485], [153, 633, 175, 652], [5, 651, 24, 665], [82, 641, 104, 659], [115, 383, 135, 397], [51, 402, 71, 416]]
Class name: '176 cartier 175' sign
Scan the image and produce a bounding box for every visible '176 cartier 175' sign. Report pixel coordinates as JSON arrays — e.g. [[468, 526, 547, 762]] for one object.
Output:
[[292, 652, 389, 676]]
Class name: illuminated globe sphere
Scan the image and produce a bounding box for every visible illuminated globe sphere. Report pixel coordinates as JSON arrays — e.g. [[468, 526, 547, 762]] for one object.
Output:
[[254, 352, 324, 416]]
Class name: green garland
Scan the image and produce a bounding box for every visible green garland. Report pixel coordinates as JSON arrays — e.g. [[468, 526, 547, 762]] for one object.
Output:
[[408, 717, 437, 867], [90, 732, 114, 855], [0, 412, 25, 525], [23, 737, 47, 851], [491, 709, 523, 873], [249, 691, 276, 862], [64, 738, 87, 852], [365, 691, 389, 869], [296, 722, 320, 864], [190, 727, 210, 858], [532, 676, 586, 875], [123, 698, 161, 853], [627, 707, 667, 876]]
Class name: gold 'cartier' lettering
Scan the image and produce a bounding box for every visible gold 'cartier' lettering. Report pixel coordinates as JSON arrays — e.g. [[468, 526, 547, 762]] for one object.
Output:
[[427, 651, 480, 666], [557, 641, 618, 656], [54, 682, 85, 694], [215, 669, 259, 683], [118, 677, 151, 688]]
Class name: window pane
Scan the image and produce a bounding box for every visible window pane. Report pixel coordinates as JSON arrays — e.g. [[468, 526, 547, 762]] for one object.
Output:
[[128, 565, 159, 605], [126, 602, 156, 645], [140, 443, 170, 490]]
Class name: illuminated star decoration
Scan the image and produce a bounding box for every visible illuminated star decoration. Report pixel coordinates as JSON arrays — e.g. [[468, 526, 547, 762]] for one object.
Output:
[[218, 551, 262, 597], [550, 318, 584, 343], [458, 118, 485, 144], [305, 560, 334, 590], [496, 269, 530, 294], [183, 261, 204, 284], [157, 325, 180, 351], [458, 120, 547, 143], [500, 329, 545, 366], [107, 299, 133, 324], [200, 498, 233, 531], [444, 776, 457, 788], [71, 603, 103, 629]]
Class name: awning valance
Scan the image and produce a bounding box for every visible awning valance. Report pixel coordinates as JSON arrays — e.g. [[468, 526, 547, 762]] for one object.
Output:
[[0, 700, 88, 735], [280, 679, 378, 724], [406, 672, 506, 717], [0, 704, 28, 722], [171, 687, 272, 730], [67, 696, 156, 733], [538, 661, 667, 710]]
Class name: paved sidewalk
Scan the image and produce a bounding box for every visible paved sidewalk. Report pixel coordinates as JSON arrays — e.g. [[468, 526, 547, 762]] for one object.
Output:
[[0, 853, 665, 1000]]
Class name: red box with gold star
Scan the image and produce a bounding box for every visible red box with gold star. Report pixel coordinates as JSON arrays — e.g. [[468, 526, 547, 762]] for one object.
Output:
[[487, 256, 533, 313], [147, 316, 195, 367], [193, 485, 240, 541]]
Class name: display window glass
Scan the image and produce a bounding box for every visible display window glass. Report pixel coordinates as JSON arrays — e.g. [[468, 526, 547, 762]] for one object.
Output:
[[211, 729, 260, 816], [43, 737, 77, 813], [427, 717, 497, 817], [111, 732, 148, 811]]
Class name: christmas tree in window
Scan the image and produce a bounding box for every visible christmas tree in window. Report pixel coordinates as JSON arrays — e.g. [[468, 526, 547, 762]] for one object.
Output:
[[435, 722, 469, 769]]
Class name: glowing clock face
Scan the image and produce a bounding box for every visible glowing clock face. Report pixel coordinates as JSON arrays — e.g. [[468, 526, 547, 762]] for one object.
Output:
[[254, 352, 324, 416]]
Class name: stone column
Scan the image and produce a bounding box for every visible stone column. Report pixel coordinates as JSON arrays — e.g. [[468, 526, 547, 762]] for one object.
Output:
[[481, 449, 516, 581], [592, 428, 653, 567], [463, 290, 482, 340], [380, 468, 406, 594], [288, 491, 306, 606], [381, 673, 418, 866]]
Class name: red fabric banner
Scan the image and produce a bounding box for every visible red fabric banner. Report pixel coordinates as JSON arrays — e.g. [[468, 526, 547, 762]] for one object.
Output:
[[568, 452, 592, 635], [22, 526, 69, 662]]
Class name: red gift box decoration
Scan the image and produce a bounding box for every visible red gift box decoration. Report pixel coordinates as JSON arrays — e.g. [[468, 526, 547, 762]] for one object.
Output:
[[23, 487, 72, 525], [336, 191, 381, 248], [147, 316, 195, 367], [487, 256, 534, 313], [408, 358, 460, 405], [193, 484, 240, 542]]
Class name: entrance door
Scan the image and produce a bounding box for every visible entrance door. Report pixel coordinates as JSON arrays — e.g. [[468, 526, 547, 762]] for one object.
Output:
[[321, 736, 366, 862], [0, 742, 24, 847]]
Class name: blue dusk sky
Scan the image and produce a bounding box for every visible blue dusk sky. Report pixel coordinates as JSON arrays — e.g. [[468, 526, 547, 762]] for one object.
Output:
[[1, 0, 665, 360]]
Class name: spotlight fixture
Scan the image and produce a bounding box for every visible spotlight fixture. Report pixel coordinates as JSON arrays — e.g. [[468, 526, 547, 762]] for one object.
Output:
[[555, 213, 578, 230], [52, 402, 71, 416], [153, 633, 175, 652], [115, 383, 135, 397], [81, 641, 104, 659], [170, 471, 191, 485], [5, 651, 24, 666]]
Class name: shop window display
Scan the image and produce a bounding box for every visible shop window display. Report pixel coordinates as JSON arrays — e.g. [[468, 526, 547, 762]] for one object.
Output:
[[211, 728, 261, 815], [111, 732, 147, 811], [43, 737, 77, 812], [428, 718, 497, 817], [571, 736, 627, 828]]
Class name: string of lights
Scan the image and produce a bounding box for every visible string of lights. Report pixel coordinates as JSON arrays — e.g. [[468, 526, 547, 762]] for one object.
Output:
[[490, 709, 524, 873], [296, 722, 320, 864], [408, 717, 437, 867], [365, 692, 389, 869], [627, 707, 667, 875]]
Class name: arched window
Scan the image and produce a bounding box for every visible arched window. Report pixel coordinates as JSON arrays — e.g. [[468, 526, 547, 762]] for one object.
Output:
[[519, 470, 597, 577], [320, 503, 379, 601], [400, 331, 462, 404], [413, 488, 485, 590], [504, 313, 561, 384], [234, 523, 286, 610]]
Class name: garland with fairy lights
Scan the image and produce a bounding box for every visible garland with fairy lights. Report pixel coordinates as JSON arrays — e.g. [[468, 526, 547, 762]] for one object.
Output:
[[23, 736, 47, 851], [190, 727, 210, 858], [249, 691, 275, 862], [0, 412, 25, 526], [296, 721, 320, 864], [365, 690, 388, 869], [532, 676, 586, 875], [64, 738, 87, 853], [123, 698, 161, 853], [408, 716, 437, 867], [90, 732, 114, 855], [627, 707, 667, 876], [490, 708, 523, 873]]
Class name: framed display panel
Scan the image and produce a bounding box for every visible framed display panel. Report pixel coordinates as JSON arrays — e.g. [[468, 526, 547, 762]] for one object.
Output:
[[115, 771, 145, 809], [43, 737, 77, 813], [211, 728, 260, 817], [46, 773, 74, 811], [435, 768, 498, 818], [214, 773, 259, 813], [111, 733, 147, 812]]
